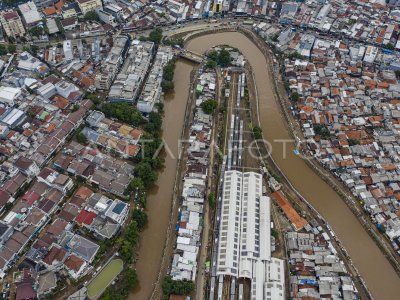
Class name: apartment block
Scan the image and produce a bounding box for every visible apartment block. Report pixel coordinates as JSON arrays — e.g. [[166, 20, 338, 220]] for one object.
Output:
[[0, 10, 26, 38], [76, 0, 102, 15]]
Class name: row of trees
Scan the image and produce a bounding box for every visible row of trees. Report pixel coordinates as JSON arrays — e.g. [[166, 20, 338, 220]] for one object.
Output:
[[102, 102, 144, 127], [162, 276, 195, 298], [0, 44, 16, 55], [161, 59, 176, 93]]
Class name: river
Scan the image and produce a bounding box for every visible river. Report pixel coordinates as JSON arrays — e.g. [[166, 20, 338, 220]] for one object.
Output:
[[131, 32, 400, 300], [131, 61, 194, 299]]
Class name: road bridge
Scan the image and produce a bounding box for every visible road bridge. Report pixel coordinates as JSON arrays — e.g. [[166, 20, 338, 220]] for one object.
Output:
[[175, 49, 204, 63]]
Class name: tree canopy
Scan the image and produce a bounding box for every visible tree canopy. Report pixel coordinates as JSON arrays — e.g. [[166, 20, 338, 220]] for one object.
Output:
[[162, 276, 195, 296], [161, 59, 176, 93], [290, 92, 300, 101], [200, 99, 218, 114], [132, 209, 148, 230], [84, 11, 100, 22], [148, 28, 163, 44], [207, 49, 231, 67], [29, 26, 44, 37], [252, 126, 263, 139], [135, 161, 158, 189], [313, 124, 331, 139], [101, 102, 144, 126]]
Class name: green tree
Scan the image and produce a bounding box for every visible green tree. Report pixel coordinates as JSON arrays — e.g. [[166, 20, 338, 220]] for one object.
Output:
[[129, 177, 145, 192], [252, 126, 263, 139], [125, 220, 139, 244], [145, 112, 163, 134], [161, 80, 174, 93], [165, 37, 184, 47], [348, 138, 360, 146], [132, 209, 148, 230], [208, 192, 216, 209], [0, 45, 7, 55], [7, 44, 16, 53], [121, 269, 138, 290], [29, 26, 44, 37], [288, 51, 303, 60], [30, 45, 39, 56], [271, 33, 279, 42], [135, 161, 157, 189], [7, 36, 15, 44], [55, 17, 65, 34], [313, 124, 331, 139], [217, 49, 231, 67], [385, 43, 395, 51], [148, 28, 163, 44], [71, 104, 80, 112], [76, 132, 88, 144], [161, 59, 176, 93], [206, 60, 217, 69], [101, 102, 144, 126], [207, 50, 218, 61], [162, 276, 195, 296], [119, 240, 133, 262], [84, 11, 100, 22], [200, 99, 218, 114], [290, 92, 300, 101]]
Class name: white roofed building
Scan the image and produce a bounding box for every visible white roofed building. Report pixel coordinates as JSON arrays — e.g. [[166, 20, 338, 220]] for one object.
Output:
[[0, 86, 21, 106], [18, 1, 41, 25], [216, 171, 285, 300]]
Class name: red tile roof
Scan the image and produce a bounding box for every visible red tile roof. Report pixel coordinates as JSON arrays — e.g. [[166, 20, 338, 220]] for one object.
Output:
[[64, 254, 84, 272], [75, 209, 96, 226]]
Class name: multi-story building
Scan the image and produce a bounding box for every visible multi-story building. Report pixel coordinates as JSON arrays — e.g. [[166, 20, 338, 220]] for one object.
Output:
[[76, 0, 103, 15], [108, 40, 154, 104], [95, 35, 129, 91], [137, 46, 173, 113], [0, 10, 26, 38], [96, 9, 117, 27]]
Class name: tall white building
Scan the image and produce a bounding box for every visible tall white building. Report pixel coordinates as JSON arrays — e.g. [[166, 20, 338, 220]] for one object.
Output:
[[63, 40, 73, 61], [216, 170, 285, 300]]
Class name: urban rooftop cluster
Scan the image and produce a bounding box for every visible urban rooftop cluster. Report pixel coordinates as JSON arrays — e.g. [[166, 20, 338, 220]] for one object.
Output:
[[286, 220, 359, 300], [253, 0, 400, 256], [169, 68, 216, 285]]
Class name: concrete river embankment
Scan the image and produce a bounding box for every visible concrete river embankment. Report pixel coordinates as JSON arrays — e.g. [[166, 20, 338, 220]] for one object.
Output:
[[131, 31, 400, 300]]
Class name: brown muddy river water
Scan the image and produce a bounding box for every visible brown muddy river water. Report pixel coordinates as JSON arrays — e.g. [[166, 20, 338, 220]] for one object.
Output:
[[130, 32, 400, 300]]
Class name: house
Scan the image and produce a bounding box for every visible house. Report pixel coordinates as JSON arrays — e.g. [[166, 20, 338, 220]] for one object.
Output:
[[63, 254, 87, 279], [67, 234, 99, 263], [60, 17, 78, 31], [14, 157, 40, 178], [16, 280, 37, 300], [105, 200, 129, 225], [37, 271, 57, 297], [42, 244, 67, 269]]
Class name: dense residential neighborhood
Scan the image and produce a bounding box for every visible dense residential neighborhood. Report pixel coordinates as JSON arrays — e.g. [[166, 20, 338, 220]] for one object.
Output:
[[0, 0, 398, 299]]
